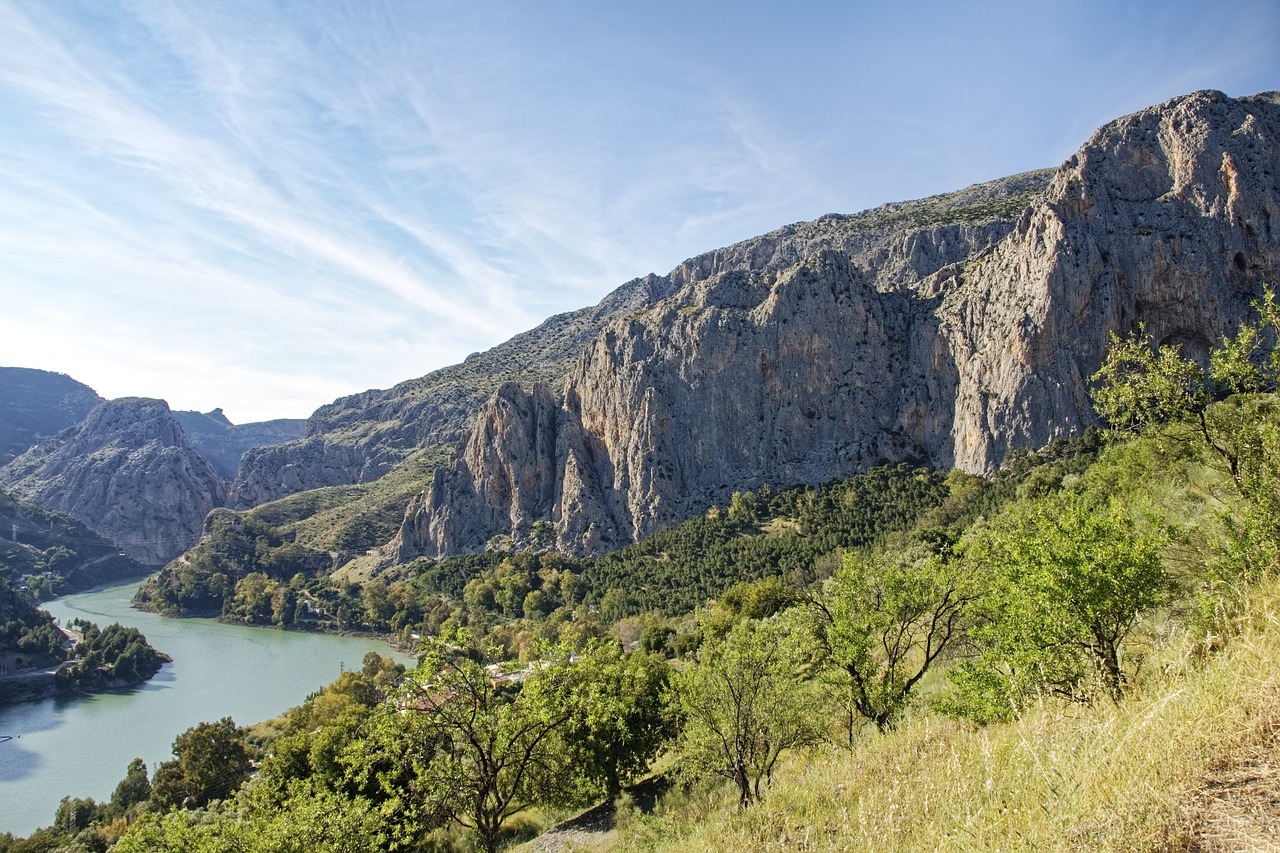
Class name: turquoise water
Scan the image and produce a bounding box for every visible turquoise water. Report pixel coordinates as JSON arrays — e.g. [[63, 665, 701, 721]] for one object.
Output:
[[0, 577, 416, 836]]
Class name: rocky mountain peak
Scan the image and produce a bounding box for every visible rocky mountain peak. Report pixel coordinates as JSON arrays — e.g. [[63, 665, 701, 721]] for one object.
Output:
[[0, 397, 228, 565], [392, 89, 1280, 561]]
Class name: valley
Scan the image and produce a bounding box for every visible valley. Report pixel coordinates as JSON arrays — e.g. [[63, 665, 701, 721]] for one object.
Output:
[[0, 88, 1278, 851]]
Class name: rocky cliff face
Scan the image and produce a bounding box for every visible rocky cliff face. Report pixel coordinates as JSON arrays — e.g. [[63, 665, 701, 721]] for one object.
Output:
[[173, 408, 307, 481], [396, 90, 1280, 560], [0, 367, 103, 465], [228, 274, 678, 508], [0, 398, 228, 564]]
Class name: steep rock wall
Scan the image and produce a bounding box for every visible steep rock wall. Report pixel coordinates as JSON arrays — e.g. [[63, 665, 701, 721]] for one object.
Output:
[[229, 274, 678, 508], [0, 398, 228, 564], [396, 90, 1280, 560]]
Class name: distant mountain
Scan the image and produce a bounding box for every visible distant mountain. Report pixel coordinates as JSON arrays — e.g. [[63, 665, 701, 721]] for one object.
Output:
[[228, 274, 678, 508], [0, 368, 102, 465], [173, 408, 306, 480], [0, 398, 227, 565], [394, 89, 1280, 559], [0, 374, 309, 567]]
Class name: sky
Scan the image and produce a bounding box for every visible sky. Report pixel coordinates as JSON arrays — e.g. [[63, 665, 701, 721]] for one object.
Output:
[[1, 1, 1277, 424]]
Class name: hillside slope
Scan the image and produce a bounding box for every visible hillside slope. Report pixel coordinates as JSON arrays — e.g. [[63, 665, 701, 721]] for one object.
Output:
[[0, 367, 102, 466]]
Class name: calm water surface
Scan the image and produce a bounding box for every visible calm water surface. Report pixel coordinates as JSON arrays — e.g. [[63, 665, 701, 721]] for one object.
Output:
[[0, 577, 416, 836]]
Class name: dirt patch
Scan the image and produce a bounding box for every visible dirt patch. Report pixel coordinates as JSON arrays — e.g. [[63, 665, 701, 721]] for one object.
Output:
[[1190, 715, 1280, 851], [523, 774, 673, 853]]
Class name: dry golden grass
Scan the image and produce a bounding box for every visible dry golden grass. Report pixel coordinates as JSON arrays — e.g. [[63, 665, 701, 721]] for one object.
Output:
[[605, 581, 1280, 852]]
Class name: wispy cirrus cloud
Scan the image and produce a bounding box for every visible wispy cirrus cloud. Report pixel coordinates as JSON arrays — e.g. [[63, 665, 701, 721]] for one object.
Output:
[[0, 1, 521, 332], [1, 0, 1277, 422]]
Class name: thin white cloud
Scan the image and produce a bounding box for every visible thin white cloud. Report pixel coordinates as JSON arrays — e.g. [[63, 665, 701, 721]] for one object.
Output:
[[0, 1, 511, 337]]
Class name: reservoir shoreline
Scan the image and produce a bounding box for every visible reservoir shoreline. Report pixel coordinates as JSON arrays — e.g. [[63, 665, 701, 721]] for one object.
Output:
[[0, 576, 416, 837]]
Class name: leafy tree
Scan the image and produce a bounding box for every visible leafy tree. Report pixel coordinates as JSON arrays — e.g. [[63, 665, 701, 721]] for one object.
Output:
[[814, 546, 976, 738], [557, 640, 672, 799], [672, 614, 823, 807], [53, 795, 99, 834], [107, 758, 151, 819], [150, 717, 253, 810], [1092, 288, 1280, 572], [355, 633, 580, 853], [948, 494, 1174, 719]]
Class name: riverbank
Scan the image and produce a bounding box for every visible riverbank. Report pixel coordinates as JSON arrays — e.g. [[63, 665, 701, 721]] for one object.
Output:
[[1, 579, 416, 837], [0, 666, 63, 703], [0, 642, 172, 706], [0, 663, 169, 705]]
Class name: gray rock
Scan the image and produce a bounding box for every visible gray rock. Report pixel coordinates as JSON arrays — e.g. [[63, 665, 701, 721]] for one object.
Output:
[[396, 89, 1280, 559], [0, 398, 227, 564], [172, 408, 307, 481], [228, 274, 677, 508]]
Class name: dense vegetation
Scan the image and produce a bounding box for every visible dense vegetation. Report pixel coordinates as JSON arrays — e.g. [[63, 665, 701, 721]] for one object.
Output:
[[0, 577, 67, 668], [1, 578, 168, 702], [0, 488, 144, 600], [6, 289, 1279, 851]]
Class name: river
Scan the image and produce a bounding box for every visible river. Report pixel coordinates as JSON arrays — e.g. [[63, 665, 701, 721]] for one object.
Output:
[[0, 577, 418, 837]]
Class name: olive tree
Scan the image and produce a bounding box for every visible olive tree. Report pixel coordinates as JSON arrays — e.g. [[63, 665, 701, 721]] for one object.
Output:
[[354, 633, 580, 853], [948, 494, 1174, 719], [1092, 287, 1280, 574], [814, 546, 976, 738]]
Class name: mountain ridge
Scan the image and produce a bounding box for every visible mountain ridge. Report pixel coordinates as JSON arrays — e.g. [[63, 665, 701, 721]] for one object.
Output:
[[394, 89, 1280, 559]]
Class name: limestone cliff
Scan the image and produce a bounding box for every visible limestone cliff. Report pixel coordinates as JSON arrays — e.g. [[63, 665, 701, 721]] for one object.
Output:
[[228, 273, 677, 508], [396, 90, 1280, 560], [0, 398, 228, 564]]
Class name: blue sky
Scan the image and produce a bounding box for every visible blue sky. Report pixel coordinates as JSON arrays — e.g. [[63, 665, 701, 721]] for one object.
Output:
[[1, 1, 1276, 423]]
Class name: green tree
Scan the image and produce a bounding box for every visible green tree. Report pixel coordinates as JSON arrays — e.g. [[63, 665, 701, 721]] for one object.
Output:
[[107, 758, 151, 819], [815, 546, 976, 738], [558, 640, 672, 799], [53, 795, 100, 834], [149, 717, 253, 810], [355, 633, 579, 853], [672, 614, 823, 808], [231, 572, 277, 624], [1092, 287, 1280, 554], [949, 494, 1174, 719]]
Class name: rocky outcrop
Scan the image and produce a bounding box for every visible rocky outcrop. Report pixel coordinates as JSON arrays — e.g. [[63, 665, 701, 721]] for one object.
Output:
[[172, 408, 307, 481], [0, 367, 102, 465], [229, 274, 678, 508], [0, 398, 228, 564], [396, 90, 1280, 560]]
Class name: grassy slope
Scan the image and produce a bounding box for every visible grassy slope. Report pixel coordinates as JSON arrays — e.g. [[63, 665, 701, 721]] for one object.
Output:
[[617, 581, 1279, 851], [581, 438, 1280, 851], [244, 445, 451, 552]]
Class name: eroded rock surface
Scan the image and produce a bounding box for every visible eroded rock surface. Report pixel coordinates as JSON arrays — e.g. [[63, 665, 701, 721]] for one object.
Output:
[[1, 398, 227, 564], [396, 90, 1280, 559]]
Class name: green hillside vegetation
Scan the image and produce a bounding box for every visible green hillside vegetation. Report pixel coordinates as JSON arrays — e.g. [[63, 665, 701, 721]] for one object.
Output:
[[0, 488, 145, 599], [1, 578, 168, 703], [247, 445, 453, 552], [10, 290, 1278, 852]]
